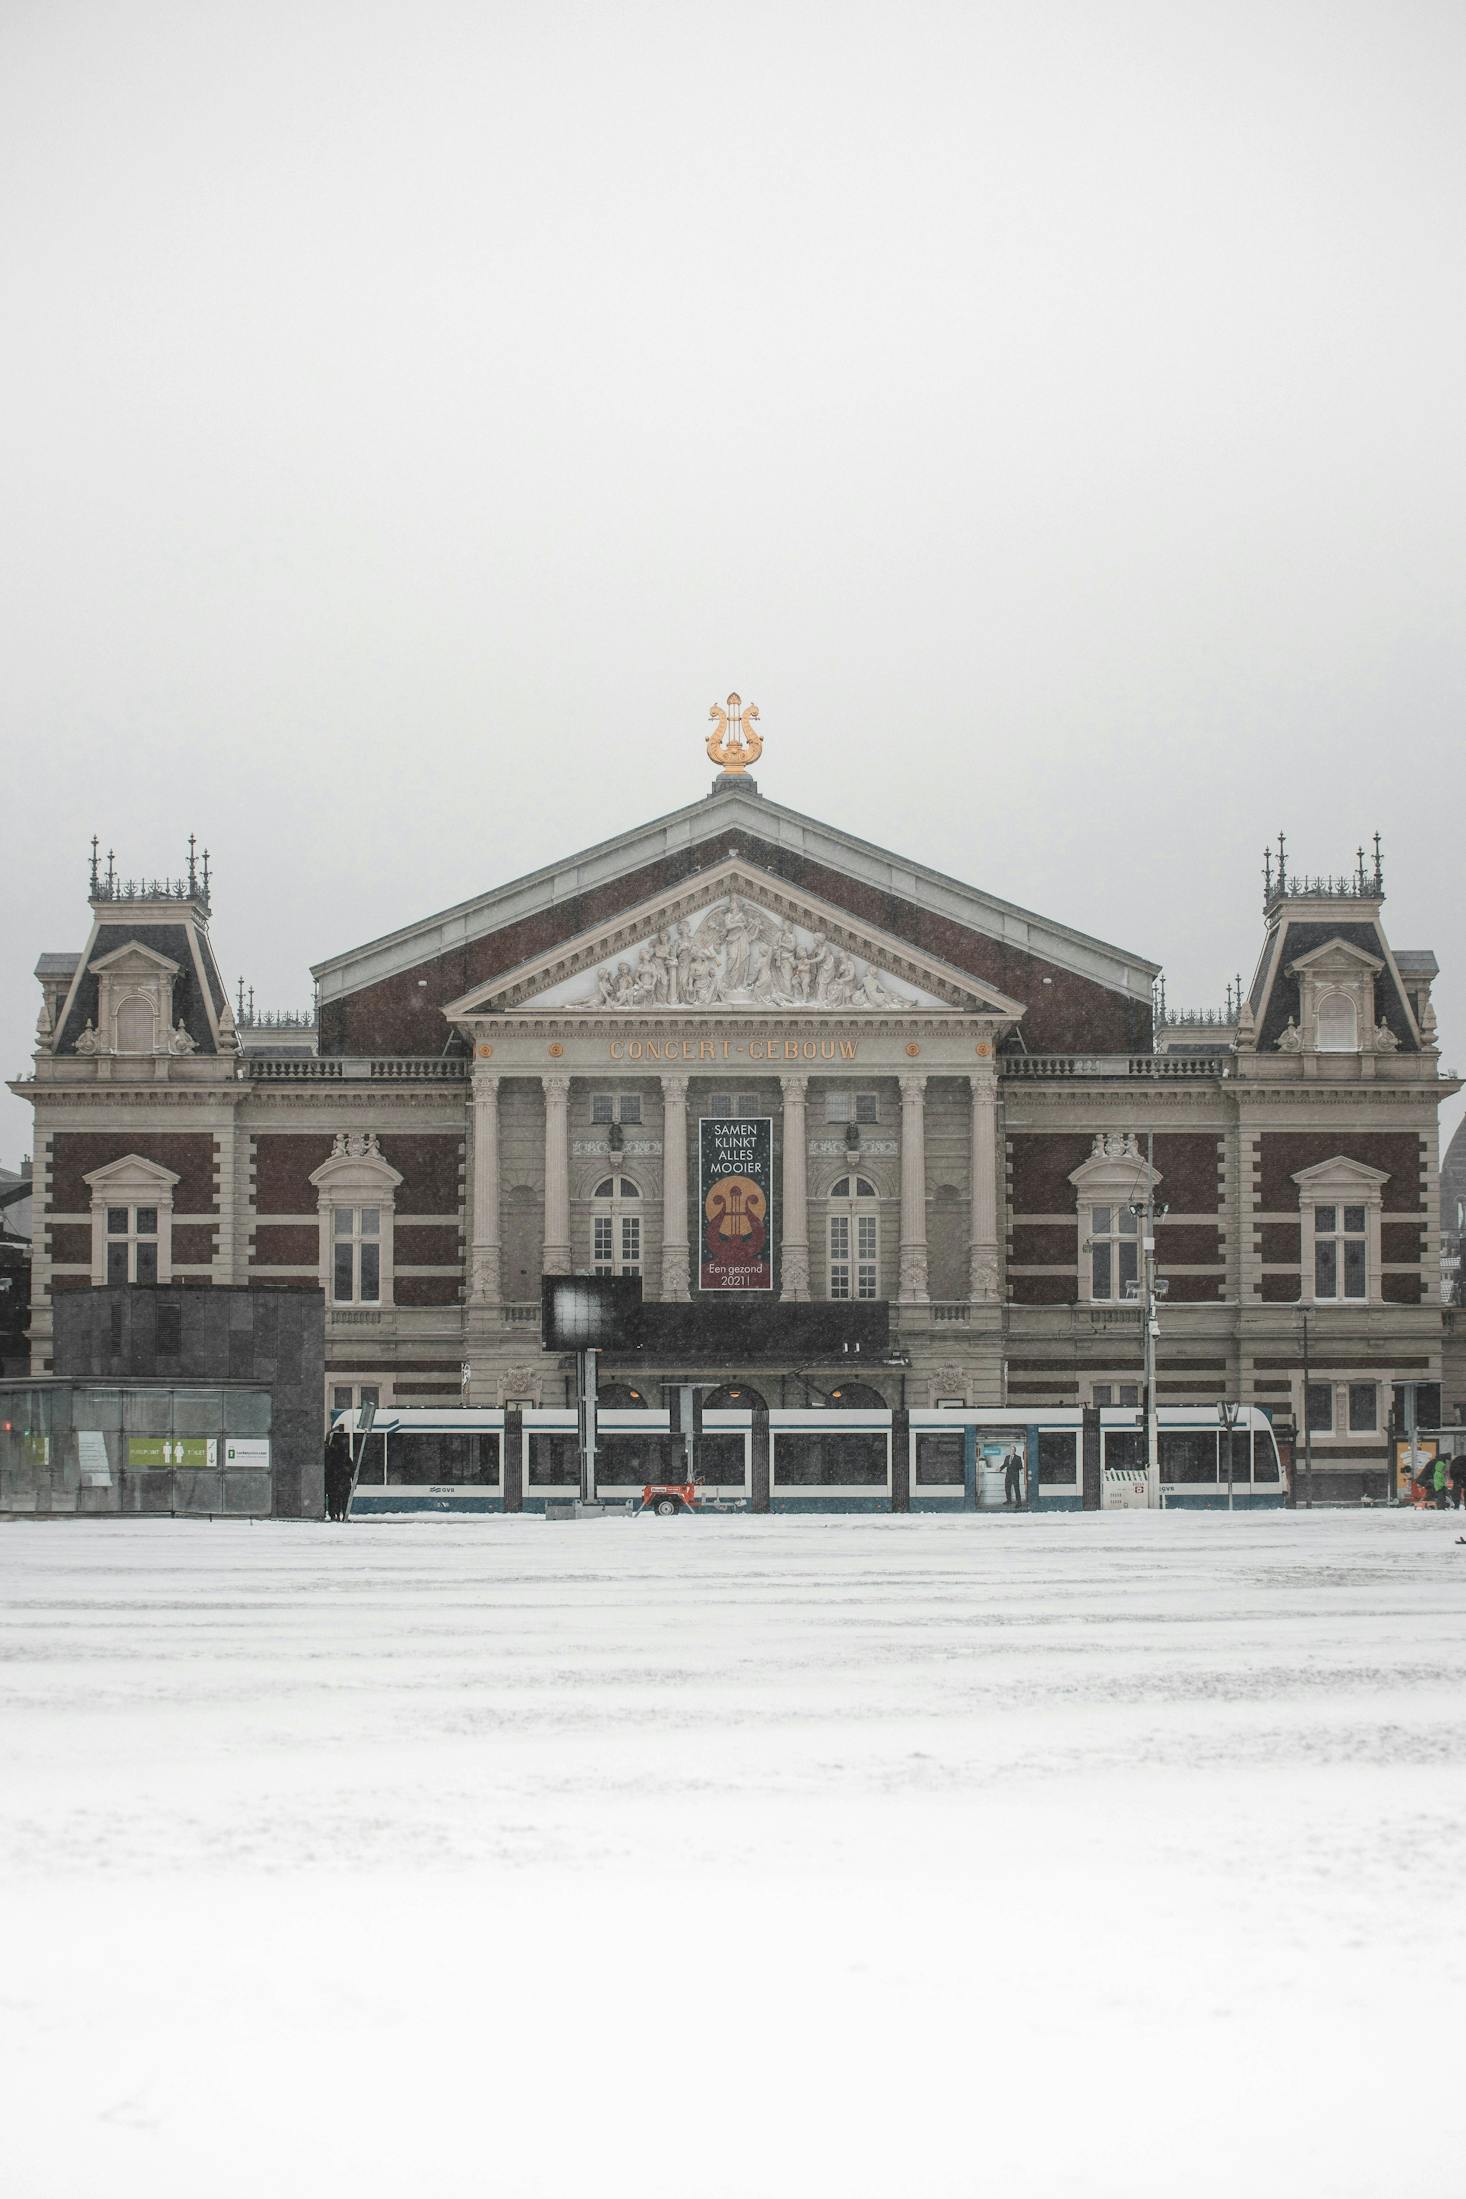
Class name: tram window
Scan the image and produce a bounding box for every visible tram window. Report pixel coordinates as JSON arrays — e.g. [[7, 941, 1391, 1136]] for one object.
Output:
[[1037, 1432, 1077, 1484], [597, 1434, 681, 1486], [527, 1433, 578, 1485], [1104, 1431, 1144, 1472], [695, 1432, 746, 1485], [776, 1432, 886, 1486], [352, 1434, 387, 1487], [1252, 1431, 1280, 1480], [1160, 1431, 1217, 1483], [386, 1433, 498, 1486], [915, 1432, 964, 1485]]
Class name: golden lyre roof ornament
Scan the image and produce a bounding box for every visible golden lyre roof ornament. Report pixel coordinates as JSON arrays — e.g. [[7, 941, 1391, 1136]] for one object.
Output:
[[706, 692, 763, 775]]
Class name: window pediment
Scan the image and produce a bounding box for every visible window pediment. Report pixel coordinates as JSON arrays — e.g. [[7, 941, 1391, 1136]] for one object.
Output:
[[309, 1134, 404, 1198], [1291, 1156, 1390, 1195], [1068, 1132, 1162, 1200], [83, 1153, 181, 1200]]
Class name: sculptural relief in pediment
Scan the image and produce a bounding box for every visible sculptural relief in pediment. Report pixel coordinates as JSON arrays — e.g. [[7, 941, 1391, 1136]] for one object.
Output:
[[525, 896, 946, 1014]]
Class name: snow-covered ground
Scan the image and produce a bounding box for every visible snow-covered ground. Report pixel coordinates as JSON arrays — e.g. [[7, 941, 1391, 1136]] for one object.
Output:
[[3, 1510, 1465, 2197]]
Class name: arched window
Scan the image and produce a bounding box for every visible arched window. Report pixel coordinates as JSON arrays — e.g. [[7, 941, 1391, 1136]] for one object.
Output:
[[592, 1174, 641, 1275], [703, 1383, 766, 1411], [828, 1173, 879, 1300], [825, 1379, 887, 1409], [1315, 993, 1358, 1051], [115, 996, 155, 1054]]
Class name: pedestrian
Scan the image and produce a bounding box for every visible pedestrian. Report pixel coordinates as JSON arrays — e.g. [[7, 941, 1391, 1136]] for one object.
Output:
[[1431, 1452, 1451, 1510], [1003, 1444, 1024, 1509], [1450, 1454, 1466, 1511], [323, 1425, 353, 1522]]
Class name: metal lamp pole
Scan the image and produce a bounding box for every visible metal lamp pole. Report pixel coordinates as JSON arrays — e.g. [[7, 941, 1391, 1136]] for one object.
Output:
[[1299, 1311, 1313, 1510], [1219, 1398, 1241, 1513], [1143, 1132, 1161, 1510]]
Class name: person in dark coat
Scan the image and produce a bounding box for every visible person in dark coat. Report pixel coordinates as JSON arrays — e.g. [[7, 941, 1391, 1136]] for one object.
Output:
[[1003, 1443, 1025, 1508], [1449, 1454, 1466, 1510], [323, 1426, 353, 1521]]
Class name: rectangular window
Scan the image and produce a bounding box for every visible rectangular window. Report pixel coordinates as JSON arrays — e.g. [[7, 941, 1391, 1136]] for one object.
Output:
[[591, 1094, 614, 1124], [332, 1208, 384, 1304], [915, 1432, 965, 1486], [619, 1094, 642, 1125], [107, 1207, 128, 1235], [620, 1216, 641, 1273], [1348, 1382, 1377, 1433], [107, 1243, 128, 1285], [1306, 1383, 1334, 1434], [1313, 1203, 1368, 1302], [1160, 1431, 1218, 1483], [1037, 1431, 1078, 1485], [593, 1216, 613, 1270], [824, 1090, 879, 1123], [829, 1213, 851, 1300], [1088, 1205, 1140, 1303], [134, 1242, 158, 1286]]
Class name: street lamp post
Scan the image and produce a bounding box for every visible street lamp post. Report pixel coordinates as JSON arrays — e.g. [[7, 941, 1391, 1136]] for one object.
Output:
[[1219, 1398, 1241, 1513], [1299, 1310, 1313, 1510]]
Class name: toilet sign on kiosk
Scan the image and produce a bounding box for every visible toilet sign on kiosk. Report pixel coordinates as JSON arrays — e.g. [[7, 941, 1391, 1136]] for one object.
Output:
[[699, 1116, 773, 1291]]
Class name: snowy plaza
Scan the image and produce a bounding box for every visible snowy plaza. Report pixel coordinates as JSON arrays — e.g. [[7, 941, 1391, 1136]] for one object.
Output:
[[3, 1508, 1465, 2198]]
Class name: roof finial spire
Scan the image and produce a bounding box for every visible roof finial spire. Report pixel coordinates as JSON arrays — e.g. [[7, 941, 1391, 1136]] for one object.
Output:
[[1276, 830, 1287, 894], [187, 833, 198, 897], [200, 847, 211, 906], [89, 835, 100, 895], [1372, 832, 1383, 894]]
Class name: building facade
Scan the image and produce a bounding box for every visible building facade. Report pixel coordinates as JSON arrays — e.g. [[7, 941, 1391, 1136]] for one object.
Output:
[[12, 747, 1458, 1501]]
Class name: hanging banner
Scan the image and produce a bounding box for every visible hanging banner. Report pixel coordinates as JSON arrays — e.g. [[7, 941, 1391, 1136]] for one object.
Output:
[[699, 1116, 774, 1292]]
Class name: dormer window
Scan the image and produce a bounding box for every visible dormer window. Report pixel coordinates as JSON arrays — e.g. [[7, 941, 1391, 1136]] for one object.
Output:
[[1315, 993, 1358, 1052], [86, 941, 182, 1057]]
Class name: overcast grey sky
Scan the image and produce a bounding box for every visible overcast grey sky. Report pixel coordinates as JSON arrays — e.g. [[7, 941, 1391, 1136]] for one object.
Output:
[[3, 0, 1463, 1165]]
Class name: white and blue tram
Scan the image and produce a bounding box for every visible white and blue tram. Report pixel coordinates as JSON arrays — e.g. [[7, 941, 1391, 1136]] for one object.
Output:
[[334, 1403, 1285, 1515]]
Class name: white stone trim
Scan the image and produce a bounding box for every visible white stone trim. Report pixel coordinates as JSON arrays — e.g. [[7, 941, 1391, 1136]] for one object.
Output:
[[1292, 1155, 1389, 1307], [309, 1137, 404, 1309], [83, 1152, 180, 1283]]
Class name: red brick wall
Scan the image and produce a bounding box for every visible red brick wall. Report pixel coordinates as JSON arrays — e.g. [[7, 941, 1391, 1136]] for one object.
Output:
[[172, 1225, 216, 1263], [1259, 1224, 1301, 1263], [395, 1225, 462, 1264], [253, 1136, 336, 1214], [252, 1224, 317, 1265], [46, 1224, 90, 1263], [50, 1131, 219, 1212], [321, 827, 1151, 1057], [1009, 1275, 1078, 1304], [1151, 1134, 1222, 1211], [1165, 1275, 1224, 1302], [1008, 1224, 1077, 1265], [1382, 1274, 1423, 1303], [1260, 1275, 1299, 1302], [395, 1275, 461, 1306], [390, 1138, 464, 1215], [1008, 1134, 1094, 1213], [1381, 1222, 1424, 1263], [1257, 1133, 1424, 1213], [1156, 1223, 1221, 1263]]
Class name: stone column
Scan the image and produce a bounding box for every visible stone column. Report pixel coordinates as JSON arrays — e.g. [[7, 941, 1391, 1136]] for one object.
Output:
[[780, 1073, 810, 1300], [968, 1062, 1000, 1302], [661, 1072, 691, 1300], [541, 1073, 572, 1275], [468, 1062, 501, 1304], [898, 1071, 929, 1303]]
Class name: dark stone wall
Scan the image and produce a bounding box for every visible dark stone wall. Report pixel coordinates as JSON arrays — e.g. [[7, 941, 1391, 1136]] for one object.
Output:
[[52, 1284, 326, 1518]]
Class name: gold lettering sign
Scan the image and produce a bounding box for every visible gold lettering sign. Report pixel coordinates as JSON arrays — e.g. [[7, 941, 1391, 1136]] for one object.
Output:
[[607, 1034, 858, 1061]]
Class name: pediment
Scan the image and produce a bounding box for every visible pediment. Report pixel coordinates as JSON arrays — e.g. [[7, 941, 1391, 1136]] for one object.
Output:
[[89, 941, 181, 978], [443, 861, 1027, 1021], [83, 1153, 181, 1197], [1285, 939, 1383, 977], [1291, 1156, 1391, 1192]]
